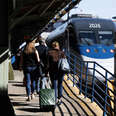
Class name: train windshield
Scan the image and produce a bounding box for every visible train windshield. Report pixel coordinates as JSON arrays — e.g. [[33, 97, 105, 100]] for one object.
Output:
[[79, 31, 96, 45], [98, 31, 113, 45]]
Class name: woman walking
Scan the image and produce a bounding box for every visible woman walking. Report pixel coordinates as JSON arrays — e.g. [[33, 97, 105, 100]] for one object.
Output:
[[19, 39, 40, 101], [46, 41, 66, 105]]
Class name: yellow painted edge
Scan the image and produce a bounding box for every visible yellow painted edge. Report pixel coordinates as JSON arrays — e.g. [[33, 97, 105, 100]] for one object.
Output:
[[63, 75, 103, 116], [107, 80, 115, 116]]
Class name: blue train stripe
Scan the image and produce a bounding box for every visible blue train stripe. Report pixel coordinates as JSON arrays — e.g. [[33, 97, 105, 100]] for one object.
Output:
[[78, 45, 114, 59]]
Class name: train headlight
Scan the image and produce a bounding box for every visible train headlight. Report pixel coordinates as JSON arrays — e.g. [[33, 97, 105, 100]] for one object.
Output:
[[110, 49, 114, 53], [86, 49, 90, 53], [102, 49, 106, 53]]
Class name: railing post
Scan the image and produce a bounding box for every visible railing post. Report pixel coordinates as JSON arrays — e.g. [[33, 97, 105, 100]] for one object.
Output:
[[79, 61, 83, 94], [103, 71, 108, 116], [91, 63, 95, 102], [85, 62, 88, 98], [73, 56, 76, 87]]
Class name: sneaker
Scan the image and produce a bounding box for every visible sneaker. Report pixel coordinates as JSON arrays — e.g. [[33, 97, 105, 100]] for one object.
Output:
[[57, 99, 62, 105], [27, 96, 31, 101], [31, 94, 35, 99]]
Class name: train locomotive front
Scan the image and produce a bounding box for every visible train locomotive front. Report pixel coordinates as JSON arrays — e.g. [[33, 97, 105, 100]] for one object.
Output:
[[46, 18, 116, 83]]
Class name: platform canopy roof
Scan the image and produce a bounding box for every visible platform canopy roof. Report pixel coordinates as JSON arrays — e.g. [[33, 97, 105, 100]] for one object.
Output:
[[8, 0, 80, 33]]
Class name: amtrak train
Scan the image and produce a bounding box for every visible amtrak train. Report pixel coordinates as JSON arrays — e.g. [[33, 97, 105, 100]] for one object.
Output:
[[46, 17, 116, 82]]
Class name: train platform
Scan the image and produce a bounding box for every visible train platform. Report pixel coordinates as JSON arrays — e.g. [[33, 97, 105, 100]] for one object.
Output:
[[8, 70, 103, 116]]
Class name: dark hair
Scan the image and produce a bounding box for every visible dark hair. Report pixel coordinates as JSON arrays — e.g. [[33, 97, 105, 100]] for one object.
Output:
[[24, 34, 34, 43]]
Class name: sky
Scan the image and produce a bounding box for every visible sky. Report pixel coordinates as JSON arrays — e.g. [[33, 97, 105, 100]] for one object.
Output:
[[62, 0, 116, 19]]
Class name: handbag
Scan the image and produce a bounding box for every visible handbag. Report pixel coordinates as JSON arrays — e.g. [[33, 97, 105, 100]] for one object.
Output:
[[58, 58, 70, 73], [40, 76, 51, 89]]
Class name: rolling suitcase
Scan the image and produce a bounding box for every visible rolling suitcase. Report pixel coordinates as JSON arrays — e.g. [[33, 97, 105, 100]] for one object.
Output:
[[39, 77, 56, 111], [39, 88, 56, 111]]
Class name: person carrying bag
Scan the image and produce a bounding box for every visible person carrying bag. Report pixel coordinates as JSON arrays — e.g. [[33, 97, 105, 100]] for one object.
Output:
[[46, 41, 66, 105]]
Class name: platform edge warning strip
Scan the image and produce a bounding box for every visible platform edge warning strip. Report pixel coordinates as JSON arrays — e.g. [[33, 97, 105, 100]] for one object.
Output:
[[63, 75, 103, 116]]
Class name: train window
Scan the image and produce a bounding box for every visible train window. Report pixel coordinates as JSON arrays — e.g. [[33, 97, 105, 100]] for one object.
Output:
[[79, 31, 96, 45], [98, 31, 113, 45]]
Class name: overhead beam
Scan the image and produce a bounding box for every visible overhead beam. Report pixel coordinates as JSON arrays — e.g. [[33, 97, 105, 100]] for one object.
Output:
[[40, 0, 56, 17], [39, 0, 81, 34]]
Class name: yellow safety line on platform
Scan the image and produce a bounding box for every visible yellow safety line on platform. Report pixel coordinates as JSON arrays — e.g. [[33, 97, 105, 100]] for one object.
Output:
[[63, 75, 103, 116], [107, 80, 115, 116]]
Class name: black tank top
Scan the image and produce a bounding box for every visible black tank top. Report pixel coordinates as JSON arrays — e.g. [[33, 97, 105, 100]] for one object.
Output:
[[23, 51, 38, 67]]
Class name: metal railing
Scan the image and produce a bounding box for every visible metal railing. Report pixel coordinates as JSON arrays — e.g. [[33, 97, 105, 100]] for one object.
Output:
[[66, 51, 116, 116]]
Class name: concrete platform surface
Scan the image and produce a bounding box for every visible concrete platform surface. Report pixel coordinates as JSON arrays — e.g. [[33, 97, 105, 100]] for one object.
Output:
[[8, 70, 103, 116]]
